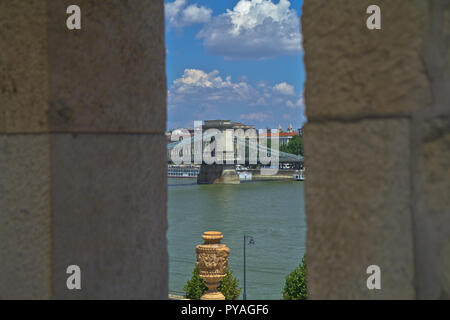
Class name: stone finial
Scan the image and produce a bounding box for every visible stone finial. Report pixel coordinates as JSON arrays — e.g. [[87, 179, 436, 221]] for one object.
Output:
[[196, 231, 230, 300]]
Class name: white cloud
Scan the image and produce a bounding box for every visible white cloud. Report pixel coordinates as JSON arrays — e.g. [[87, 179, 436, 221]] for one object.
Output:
[[273, 82, 295, 96], [249, 96, 267, 106], [172, 69, 251, 99], [165, 0, 185, 18], [168, 68, 304, 127], [286, 97, 303, 109], [197, 0, 302, 60], [165, 0, 212, 28], [182, 4, 212, 24], [240, 113, 270, 122], [170, 69, 302, 107], [227, 0, 292, 35]]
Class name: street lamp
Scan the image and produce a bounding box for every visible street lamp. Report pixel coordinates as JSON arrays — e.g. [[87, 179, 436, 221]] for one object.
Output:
[[243, 235, 255, 300]]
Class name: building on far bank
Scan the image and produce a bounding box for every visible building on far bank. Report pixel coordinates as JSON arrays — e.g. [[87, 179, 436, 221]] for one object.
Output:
[[259, 131, 299, 145], [260, 124, 301, 145]]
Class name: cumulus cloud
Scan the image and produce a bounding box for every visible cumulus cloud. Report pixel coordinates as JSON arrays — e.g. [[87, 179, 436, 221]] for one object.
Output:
[[171, 69, 252, 100], [165, 0, 185, 19], [168, 68, 304, 128], [273, 82, 295, 96], [286, 96, 303, 109], [197, 0, 302, 60], [182, 4, 212, 24], [240, 113, 270, 122], [165, 0, 212, 28]]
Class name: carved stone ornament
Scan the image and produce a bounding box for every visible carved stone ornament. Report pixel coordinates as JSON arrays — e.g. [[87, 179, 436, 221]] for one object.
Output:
[[195, 231, 230, 300]]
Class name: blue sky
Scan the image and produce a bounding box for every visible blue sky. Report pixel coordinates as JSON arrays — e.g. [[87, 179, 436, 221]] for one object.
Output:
[[165, 0, 305, 130]]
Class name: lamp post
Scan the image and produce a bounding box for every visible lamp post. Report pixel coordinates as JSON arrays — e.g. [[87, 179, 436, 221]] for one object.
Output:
[[243, 235, 255, 300]]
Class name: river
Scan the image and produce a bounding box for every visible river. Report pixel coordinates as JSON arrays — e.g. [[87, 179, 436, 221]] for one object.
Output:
[[168, 178, 306, 300]]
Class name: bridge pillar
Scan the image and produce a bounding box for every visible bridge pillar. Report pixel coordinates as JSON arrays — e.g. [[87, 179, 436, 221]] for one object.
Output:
[[197, 164, 240, 184]]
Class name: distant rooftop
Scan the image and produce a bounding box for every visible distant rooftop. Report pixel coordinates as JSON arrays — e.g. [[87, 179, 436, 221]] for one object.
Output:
[[202, 120, 255, 129], [167, 120, 304, 134], [259, 131, 299, 137]]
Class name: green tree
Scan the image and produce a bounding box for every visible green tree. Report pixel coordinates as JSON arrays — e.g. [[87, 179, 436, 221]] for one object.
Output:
[[279, 143, 289, 153], [218, 268, 241, 300], [285, 135, 304, 156], [184, 265, 241, 300], [184, 265, 207, 300], [282, 254, 307, 300]]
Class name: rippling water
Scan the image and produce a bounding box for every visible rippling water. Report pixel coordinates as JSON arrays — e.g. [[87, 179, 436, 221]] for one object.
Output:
[[168, 178, 306, 300]]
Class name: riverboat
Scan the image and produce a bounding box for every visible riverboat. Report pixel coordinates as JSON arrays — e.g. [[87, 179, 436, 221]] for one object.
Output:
[[293, 169, 305, 181], [168, 165, 200, 178]]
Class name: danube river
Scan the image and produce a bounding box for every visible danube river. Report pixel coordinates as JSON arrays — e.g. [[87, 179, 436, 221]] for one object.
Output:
[[168, 178, 306, 300]]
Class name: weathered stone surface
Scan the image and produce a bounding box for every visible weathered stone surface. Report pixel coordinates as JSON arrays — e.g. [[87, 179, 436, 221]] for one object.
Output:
[[305, 119, 415, 299], [0, 1, 168, 299], [445, 5, 450, 77], [47, 0, 166, 133], [302, 0, 432, 118], [0, 133, 169, 299], [1, 0, 166, 134], [422, 117, 450, 214], [51, 134, 168, 299], [0, 1, 50, 133], [423, 1, 450, 113], [413, 116, 450, 299], [0, 135, 52, 299]]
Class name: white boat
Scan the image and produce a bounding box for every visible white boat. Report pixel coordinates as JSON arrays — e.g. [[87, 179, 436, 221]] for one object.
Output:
[[293, 170, 305, 181], [168, 165, 200, 178], [238, 171, 252, 181]]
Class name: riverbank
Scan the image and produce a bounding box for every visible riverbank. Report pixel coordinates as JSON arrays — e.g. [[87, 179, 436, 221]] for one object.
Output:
[[243, 169, 298, 181]]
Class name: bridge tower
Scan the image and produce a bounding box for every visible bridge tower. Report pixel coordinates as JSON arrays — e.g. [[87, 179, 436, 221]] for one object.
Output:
[[197, 164, 240, 184], [195, 120, 252, 184]]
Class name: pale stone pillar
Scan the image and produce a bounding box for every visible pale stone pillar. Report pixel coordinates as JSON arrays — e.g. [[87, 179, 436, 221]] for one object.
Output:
[[0, 0, 167, 299], [303, 0, 450, 299]]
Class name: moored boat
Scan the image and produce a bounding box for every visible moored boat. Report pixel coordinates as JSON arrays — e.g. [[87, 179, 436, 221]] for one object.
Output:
[[293, 169, 305, 181], [168, 165, 200, 178]]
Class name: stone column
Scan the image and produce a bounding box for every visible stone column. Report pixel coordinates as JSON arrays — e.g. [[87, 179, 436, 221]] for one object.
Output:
[[197, 164, 240, 184], [303, 0, 450, 299], [0, 0, 167, 299]]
